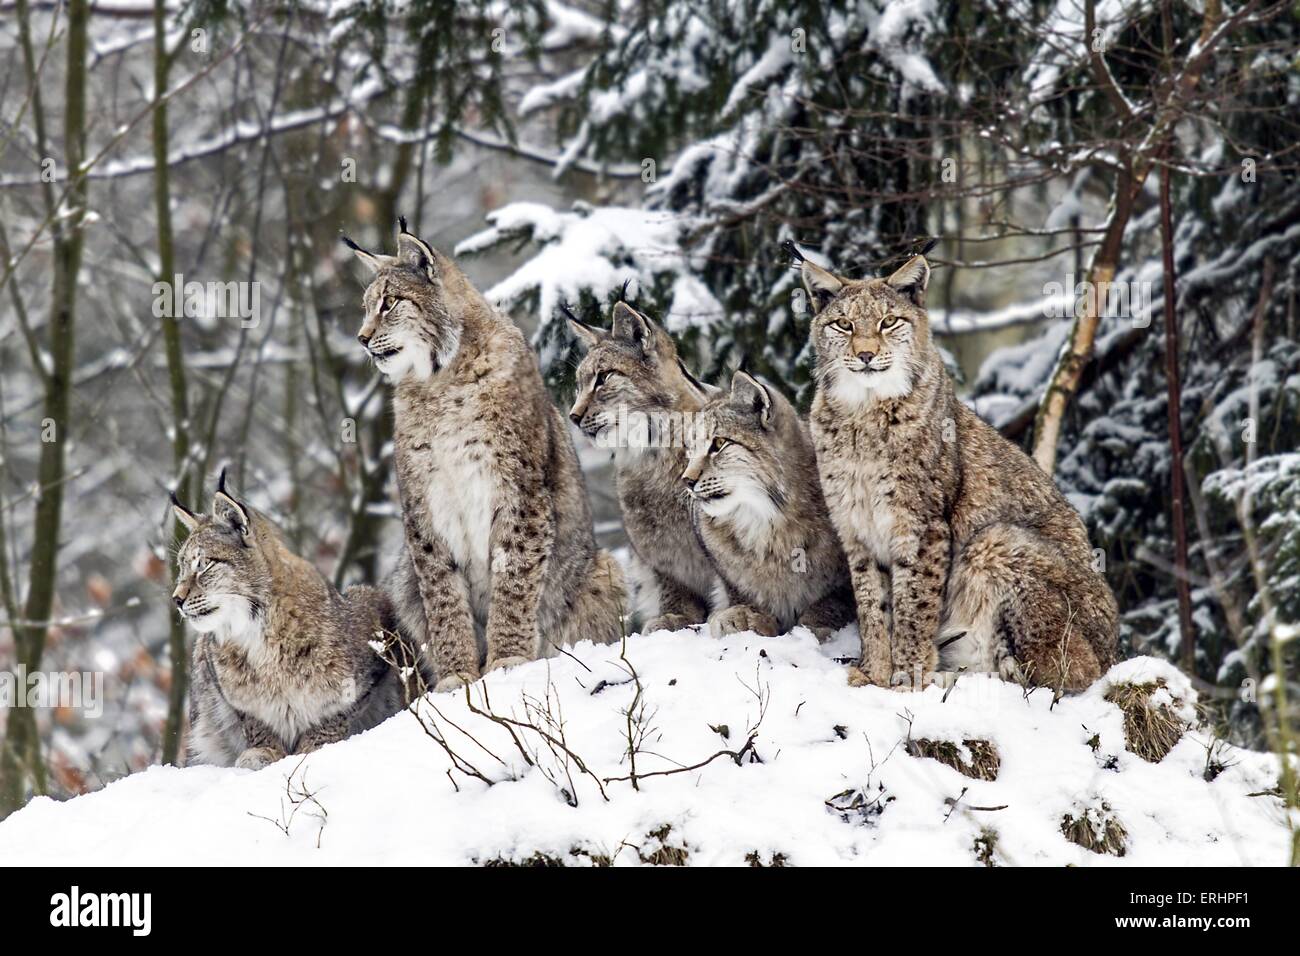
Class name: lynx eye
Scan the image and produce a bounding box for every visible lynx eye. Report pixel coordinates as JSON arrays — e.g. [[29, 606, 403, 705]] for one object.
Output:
[[880, 315, 903, 331], [829, 320, 852, 335], [596, 370, 617, 388], [380, 295, 397, 314], [710, 437, 731, 455]]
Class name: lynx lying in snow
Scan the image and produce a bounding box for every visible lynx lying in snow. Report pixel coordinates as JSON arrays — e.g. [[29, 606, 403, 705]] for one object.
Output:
[[568, 299, 723, 633], [345, 220, 626, 691], [798, 251, 1119, 690], [681, 370, 855, 640], [173, 474, 422, 770]]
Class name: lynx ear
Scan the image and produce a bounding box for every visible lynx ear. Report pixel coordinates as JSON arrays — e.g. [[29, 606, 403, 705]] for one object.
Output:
[[341, 235, 393, 274], [611, 301, 656, 354], [561, 304, 605, 350], [170, 493, 201, 533], [395, 216, 438, 281], [676, 357, 720, 400], [212, 468, 251, 538], [886, 255, 930, 306], [730, 370, 773, 428], [800, 260, 845, 313]]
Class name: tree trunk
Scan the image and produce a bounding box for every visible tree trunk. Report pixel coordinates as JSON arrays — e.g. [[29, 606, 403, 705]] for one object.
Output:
[[1159, 145, 1195, 675], [0, 0, 90, 819], [154, 0, 193, 766], [333, 85, 428, 586], [1030, 0, 1230, 475], [1031, 167, 1135, 474], [1157, 0, 1195, 677]]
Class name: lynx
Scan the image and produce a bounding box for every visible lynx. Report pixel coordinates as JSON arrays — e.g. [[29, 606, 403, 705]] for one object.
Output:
[[568, 299, 722, 632], [799, 251, 1119, 690], [681, 370, 855, 639], [173, 473, 420, 770], [345, 220, 626, 691]]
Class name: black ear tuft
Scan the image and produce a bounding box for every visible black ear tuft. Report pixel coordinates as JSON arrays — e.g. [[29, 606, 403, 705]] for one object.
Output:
[[559, 301, 580, 324], [620, 277, 634, 304], [780, 240, 805, 264], [398, 215, 408, 234], [217, 466, 230, 497], [340, 234, 363, 252], [917, 237, 939, 256]]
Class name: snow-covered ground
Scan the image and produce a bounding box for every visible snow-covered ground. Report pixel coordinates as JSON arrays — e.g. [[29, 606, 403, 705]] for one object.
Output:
[[0, 628, 1289, 866]]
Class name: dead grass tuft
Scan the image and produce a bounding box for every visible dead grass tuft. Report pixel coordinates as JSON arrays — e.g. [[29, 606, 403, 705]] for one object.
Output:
[[908, 737, 1001, 780], [1104, 679, 1189, 762], [973, 827, 998, 866], [482, 852, 567, 867], [481, 846, 613, 867], [744, 850, 789, 867], [639, 824, 689, 866], [1061, 802, 1128, 856]]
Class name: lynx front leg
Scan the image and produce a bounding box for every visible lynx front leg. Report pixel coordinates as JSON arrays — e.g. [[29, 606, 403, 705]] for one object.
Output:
[[644, 573, 709, 633], [401, 495, 480, 691], [797, 586, 856, 643], [888, 526, 948, 689], [236, 713, 286, 770], [484, 484, 555, 672], [297, 712, 351, 754], [847, 551, 892, 686], [708, 604, 780, 637]]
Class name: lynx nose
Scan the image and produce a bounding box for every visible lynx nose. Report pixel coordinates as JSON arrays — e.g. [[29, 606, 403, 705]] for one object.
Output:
[[857, 350, 875, 365], [357, 332, 372, 347], [681, 472, 698, 489], [569, 410, 582, 426], [173, 595, 185, 610]]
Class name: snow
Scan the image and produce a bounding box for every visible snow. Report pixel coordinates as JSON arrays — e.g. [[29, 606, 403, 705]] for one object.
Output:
[[0, 630, 1287, 866], [457, 202, 724, 335]]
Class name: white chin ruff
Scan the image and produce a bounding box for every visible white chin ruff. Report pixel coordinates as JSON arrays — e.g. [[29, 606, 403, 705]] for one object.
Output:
[[702, 483, 781, 550], [195, 597, 263, 648], [831, 363, 911, 405], [380, 326, 455, 383], [379, 346, 431, 383]]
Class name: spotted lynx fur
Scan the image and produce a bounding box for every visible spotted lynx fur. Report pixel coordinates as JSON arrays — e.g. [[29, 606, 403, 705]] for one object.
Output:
[[800, 252, 1119, 690], [681, 370, 855, 639], [568, 300, 722, 632], [173, 475, 420, 770], [346, 221, 626, 691]]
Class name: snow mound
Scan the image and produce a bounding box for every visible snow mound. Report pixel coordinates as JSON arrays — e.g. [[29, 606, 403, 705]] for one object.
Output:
[[0, 630, 1288, 866]]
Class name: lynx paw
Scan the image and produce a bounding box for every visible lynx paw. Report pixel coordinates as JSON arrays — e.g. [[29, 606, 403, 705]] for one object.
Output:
[[805, 625, 836, 644], [235, 747, 283, 771], [709, 605, 780, 638], [846, 665, 875, 688], [643, 613, 699, 635], [485, 655, 531, 675], [433, 673, 472, 693], [890, 672, 940, 693], [998, 655, 1026, 683], [846, 657, 893, 688]]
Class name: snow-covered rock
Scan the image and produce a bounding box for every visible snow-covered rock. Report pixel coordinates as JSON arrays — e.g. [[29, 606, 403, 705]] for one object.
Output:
[[0, 629, 1288, 865]]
